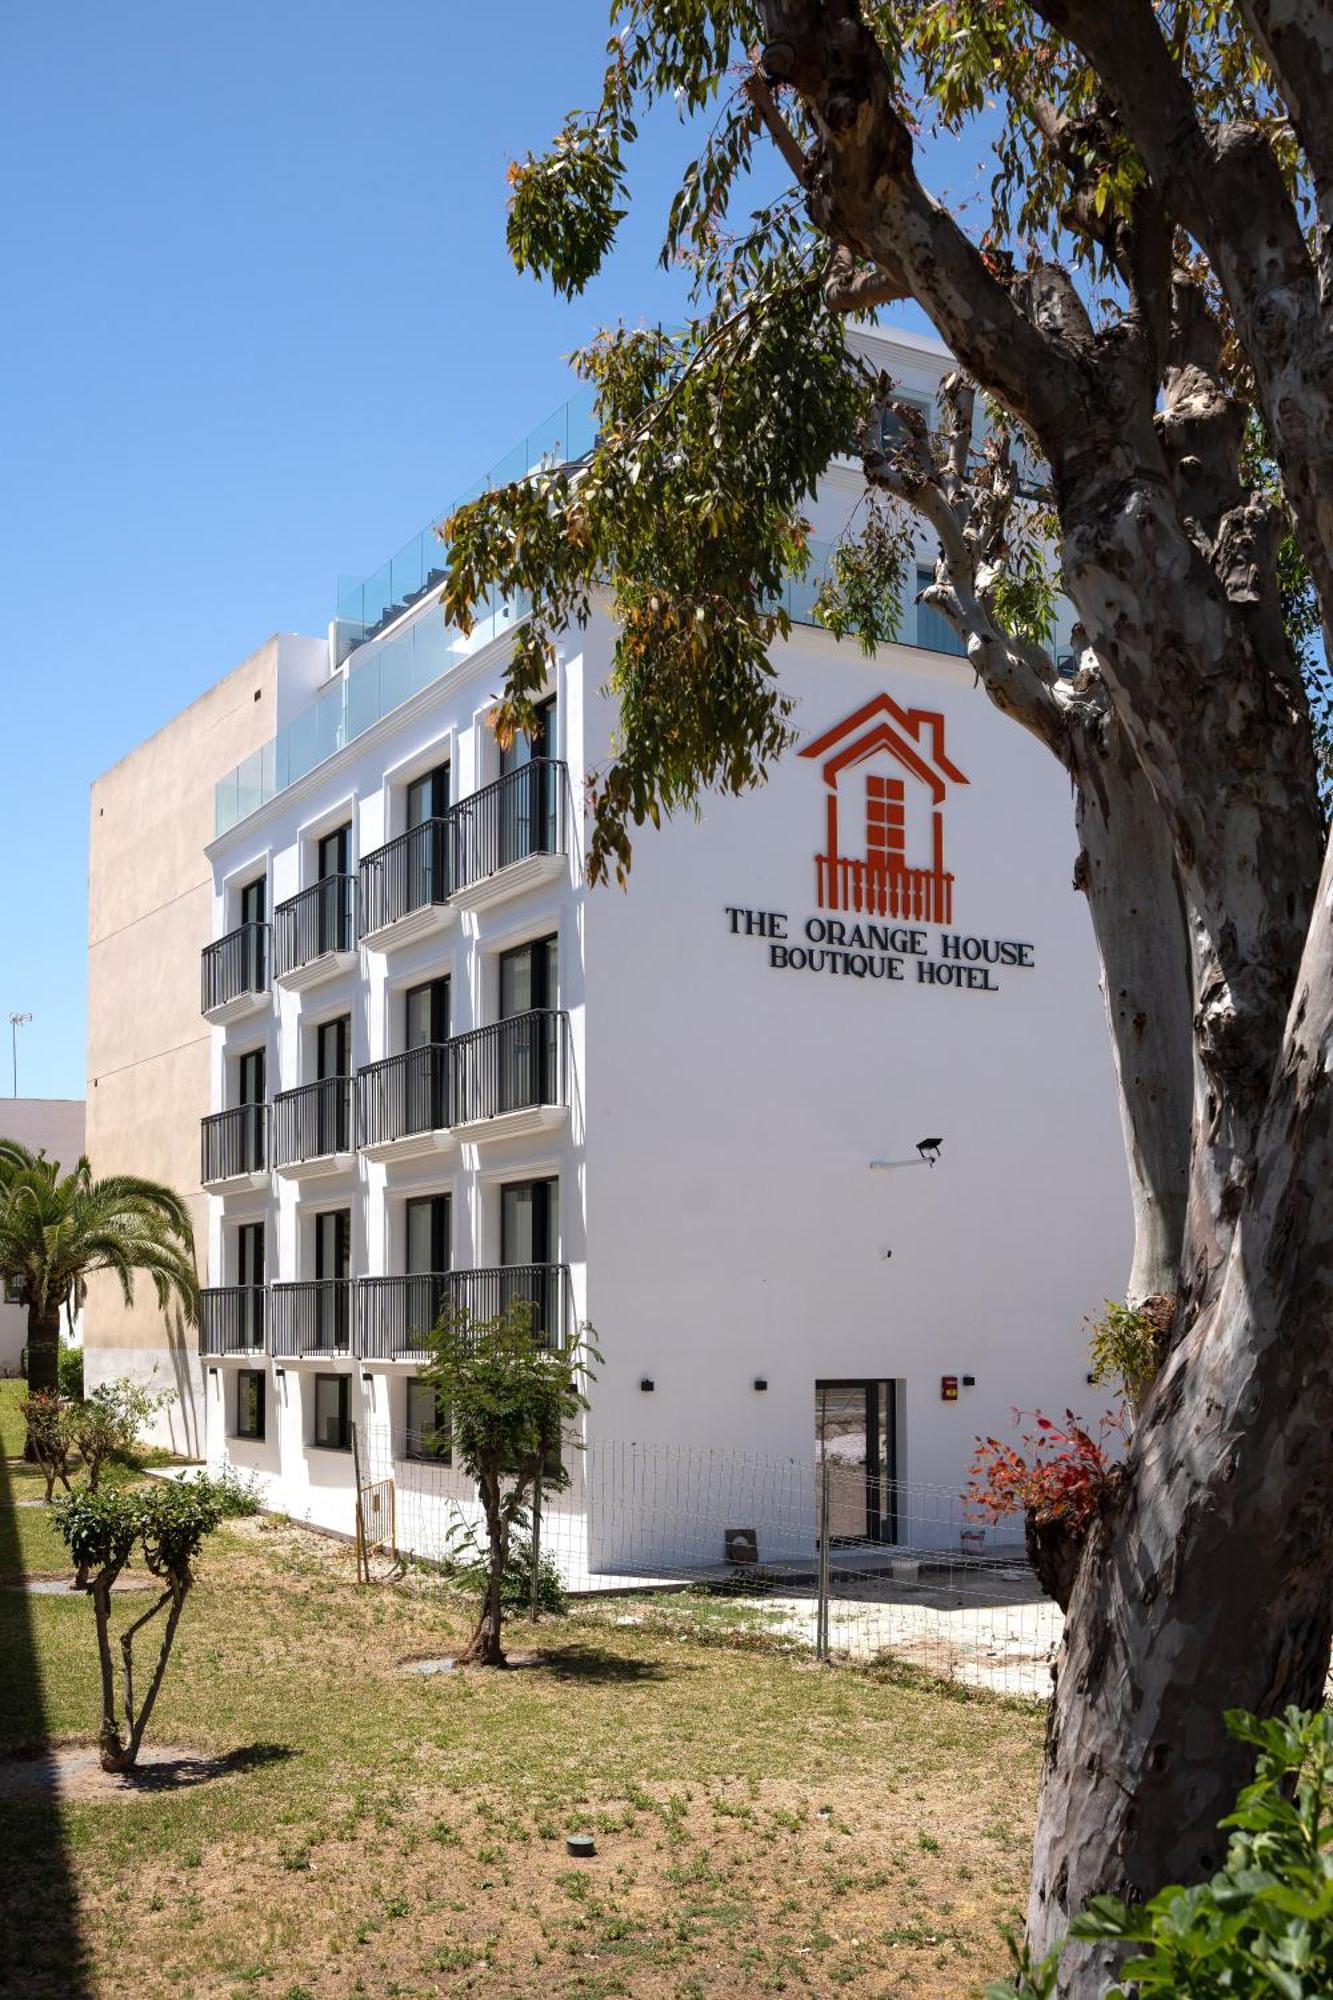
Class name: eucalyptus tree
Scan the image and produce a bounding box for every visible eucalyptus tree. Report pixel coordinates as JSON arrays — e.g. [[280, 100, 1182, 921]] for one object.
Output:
[[0, 1141, 198, 1412], [440, 5, 1333, 1983]]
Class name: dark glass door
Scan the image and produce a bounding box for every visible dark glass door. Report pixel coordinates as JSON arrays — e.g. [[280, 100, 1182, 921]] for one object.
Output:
[[405, 1193, 450, 1350], [498, 935, 557, 1111], [406, 762, 449, 908], [499, 695, 556, 861], [316, 1015, 350, 1153], [816, 1381, 899, 1543], [500, 1178, 558, 1339], [237, 1222, 264, 1349], [316, 822, 351, 953], [239, 876, 268, 990], [403, 977, 450, 1132], [238, 1047, 265, 1107], [314, 1207, 351, 1351]]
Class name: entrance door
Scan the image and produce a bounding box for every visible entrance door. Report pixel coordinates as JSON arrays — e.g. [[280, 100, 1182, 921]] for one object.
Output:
[[816, 1380, 900, 1544]]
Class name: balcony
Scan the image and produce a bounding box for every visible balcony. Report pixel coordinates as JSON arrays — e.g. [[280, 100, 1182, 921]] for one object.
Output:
[[273, 1078, 354, 1179], [199, 1287, 266, 1356], [358, 820, 456, 951], [358, 1265, 572, 1361], [357, 1274, 450, 1362], [270, 1280, 354, 1359], [449, 1010, 570, 1144], [201, 923, 270, 1025], [449, 760, 570, 912], [200, 1105, 269, 1191], [273, 877, 358, 990], [356, 1047, 454, 1164]]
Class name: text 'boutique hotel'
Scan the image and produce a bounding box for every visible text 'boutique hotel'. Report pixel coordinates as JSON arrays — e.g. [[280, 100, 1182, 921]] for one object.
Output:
[[86, 327, 1130, 1572]]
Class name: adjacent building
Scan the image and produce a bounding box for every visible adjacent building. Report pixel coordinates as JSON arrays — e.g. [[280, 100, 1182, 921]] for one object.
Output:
[[89, 326, 1131, 1565], [0, 1097, 86, 1375]]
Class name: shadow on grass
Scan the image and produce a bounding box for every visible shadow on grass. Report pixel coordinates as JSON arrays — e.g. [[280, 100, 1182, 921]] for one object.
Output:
[[0, 1446, 91, 1999], [534, 1643, 676, 1683]]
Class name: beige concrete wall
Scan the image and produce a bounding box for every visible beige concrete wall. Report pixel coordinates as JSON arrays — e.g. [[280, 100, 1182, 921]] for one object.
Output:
[[85, 640, 282, 1445]]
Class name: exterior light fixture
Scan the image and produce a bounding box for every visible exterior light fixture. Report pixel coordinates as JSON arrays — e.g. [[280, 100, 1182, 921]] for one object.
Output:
[[753, 1377, 768, 1392], [274, 1367, 286, 1380], [640, 1377, 654, 1393], [361, 1372, 374, 1386], [962, 1374, 976, 1387], [869, 1138, 945, 1170]]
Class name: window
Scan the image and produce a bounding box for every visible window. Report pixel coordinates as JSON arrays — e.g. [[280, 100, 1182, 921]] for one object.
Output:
[[499, 935, 557, 1018], [239, 875, 266, 927], [237, 1221, 264, 1287], [406, 761, 449, 828], [317, 823, 350, 880], [405, 1377, 450, 1462], [314, 1209, 351, 1350], [237, 1046, 266, 1107], [405, 977, 449, 1050], [312, 1373, 350, 1451], [499, 694, 556, 773], [406, 1194, 450, 1276], [235, 1369, 265, 1441], [316, 1014, 351, 1079], [915, 567, 967, 658], [502, 1179, 559, 1266], [4, 1274, 27, 1306]]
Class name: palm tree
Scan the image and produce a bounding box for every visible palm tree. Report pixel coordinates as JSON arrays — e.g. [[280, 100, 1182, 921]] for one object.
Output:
[[0, 1142, 198, 1413]]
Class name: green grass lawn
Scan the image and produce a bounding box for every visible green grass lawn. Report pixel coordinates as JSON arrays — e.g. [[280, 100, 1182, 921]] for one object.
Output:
[[1, 1380, 1044, 1999]]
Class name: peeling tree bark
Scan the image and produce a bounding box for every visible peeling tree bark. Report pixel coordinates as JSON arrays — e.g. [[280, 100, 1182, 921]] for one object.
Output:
[[1028, 820, 1333, 1979]]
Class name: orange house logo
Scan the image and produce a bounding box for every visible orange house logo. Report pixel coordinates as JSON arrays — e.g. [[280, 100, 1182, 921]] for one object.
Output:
[[799, 694, 969, 924]]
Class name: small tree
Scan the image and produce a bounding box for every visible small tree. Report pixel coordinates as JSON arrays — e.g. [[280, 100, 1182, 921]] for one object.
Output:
[[56, 1482, 222, 1772], [71, 1380, 173, 1492], [422, 1301, 596, 1666], [18, 1390, 78, 1502]]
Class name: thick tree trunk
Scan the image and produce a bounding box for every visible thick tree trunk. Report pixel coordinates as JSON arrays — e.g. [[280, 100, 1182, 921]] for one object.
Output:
[[22, 1304, 61, 1462], [1027, 830, 1333, 1992], [1073, 717, 1193, 1302]]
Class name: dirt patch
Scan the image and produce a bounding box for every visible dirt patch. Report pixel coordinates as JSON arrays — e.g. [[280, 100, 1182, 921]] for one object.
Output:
[[0, 1741, 294, 1801]]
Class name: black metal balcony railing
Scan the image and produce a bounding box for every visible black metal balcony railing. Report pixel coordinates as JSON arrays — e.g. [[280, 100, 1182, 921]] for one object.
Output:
[[201, 1104, 268, 1184], [199, 1286, 266, 1355], [358, 819, 450, 936], [450, 759, 569, 895], [358, 1265, 572, 1359], [451, 1010, 569, 1126], [270, 1280, 354, 1357], [273, 1078, 352, 1166], [201, 922, 269, 1015], [273, 876, 357, 977], [356, 1046, 451, 1148], [357, 1274, 452, 1361]]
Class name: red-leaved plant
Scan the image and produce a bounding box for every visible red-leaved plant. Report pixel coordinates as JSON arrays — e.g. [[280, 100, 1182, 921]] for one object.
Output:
[[968, 1411, 1125, 1608]]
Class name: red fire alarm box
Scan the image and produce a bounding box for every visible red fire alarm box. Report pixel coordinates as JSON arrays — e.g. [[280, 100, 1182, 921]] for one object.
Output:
[[941, 1375, 959, 1402]]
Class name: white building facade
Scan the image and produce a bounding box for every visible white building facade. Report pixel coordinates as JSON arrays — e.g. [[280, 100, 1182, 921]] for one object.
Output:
[[196, 330, 1130, 1571]]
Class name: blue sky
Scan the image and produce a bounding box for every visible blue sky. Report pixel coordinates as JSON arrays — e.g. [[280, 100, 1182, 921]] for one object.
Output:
[[1, 2, 971, 1103]]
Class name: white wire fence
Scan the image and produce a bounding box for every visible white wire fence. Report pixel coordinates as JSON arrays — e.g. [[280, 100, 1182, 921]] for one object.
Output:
[[353, 1423, 1060, 1699]]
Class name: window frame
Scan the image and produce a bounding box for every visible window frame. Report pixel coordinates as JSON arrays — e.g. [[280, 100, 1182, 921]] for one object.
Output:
[[311, 1372, 351, 1452], [235, 1368, 266, 1442]]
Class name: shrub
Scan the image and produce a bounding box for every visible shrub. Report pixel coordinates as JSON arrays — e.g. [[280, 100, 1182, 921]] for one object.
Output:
[[57, 1342, 84, 1400], [182, 1465, 263, 1518], [18, 1389, 78, 1500], [442, 1519, 568, 1616], [987, 1706, 1333, 1997], [56, 1482, 223, 1771], [71, 1379, 173, 1490]]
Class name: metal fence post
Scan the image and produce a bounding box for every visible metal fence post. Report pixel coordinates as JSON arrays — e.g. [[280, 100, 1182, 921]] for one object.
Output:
[[530, 1456, 543, 1623], [816, 1394, 830, 1661]]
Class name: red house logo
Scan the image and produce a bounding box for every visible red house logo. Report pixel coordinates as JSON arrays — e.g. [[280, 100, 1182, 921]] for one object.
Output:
[[799, 694, 969, 923]]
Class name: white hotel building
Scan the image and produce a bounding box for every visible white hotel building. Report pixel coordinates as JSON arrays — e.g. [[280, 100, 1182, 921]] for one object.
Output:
[[92, 326, 1130, 1568]]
